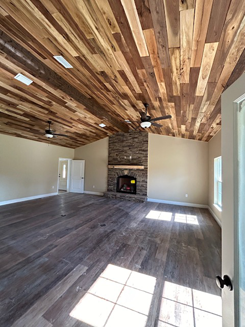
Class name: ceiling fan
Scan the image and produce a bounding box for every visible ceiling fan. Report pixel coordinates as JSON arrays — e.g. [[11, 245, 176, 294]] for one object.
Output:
[[139, 103, 172, 128], [45, 120, 68, 138]]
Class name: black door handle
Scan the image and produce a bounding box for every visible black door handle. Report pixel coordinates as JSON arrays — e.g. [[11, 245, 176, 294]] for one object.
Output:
[[216, 275, 233, 291]]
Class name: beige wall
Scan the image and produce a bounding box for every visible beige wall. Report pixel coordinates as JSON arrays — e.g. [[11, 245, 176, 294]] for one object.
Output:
[[148, 133, 208, 205], [74, 138, 108, 194], [0, 134, 74, 202], [208, 131, 222, 222]]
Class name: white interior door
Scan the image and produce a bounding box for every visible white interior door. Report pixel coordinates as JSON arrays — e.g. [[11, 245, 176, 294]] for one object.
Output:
[[58, 160, 68, 191], [70, 160, 85, 193], [221, 73, 245, 327]]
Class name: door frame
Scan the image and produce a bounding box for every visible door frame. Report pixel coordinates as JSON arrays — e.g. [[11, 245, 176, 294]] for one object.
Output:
[[57, 158, 72, 193], [221, 73, 245, 327], [234, 96, 245, 326]]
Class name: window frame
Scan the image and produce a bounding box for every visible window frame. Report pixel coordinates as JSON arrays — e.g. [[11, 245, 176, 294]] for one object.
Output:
[[214, 156, 222, 210]]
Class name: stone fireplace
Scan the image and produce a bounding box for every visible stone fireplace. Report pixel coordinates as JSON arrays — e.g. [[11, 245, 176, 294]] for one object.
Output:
[[105, 131, 148, 202]]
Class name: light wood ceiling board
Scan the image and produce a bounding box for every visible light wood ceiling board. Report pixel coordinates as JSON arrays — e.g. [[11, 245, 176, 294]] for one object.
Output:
[[134, 0, 154, 30], [189, 67, 200, 104], [180, 9, 194, 83], [143, 28, 166, 91], [93, 0, 120, 34], [148, 0, 170, 69], [206, 0, 232, 43], [195, 42, 218, 96], [121, 0, 149, 57], [179, 0, 195, 11], [208, 0, 245, 83], [169, 48, 181, 96], [163, 0, 180, 48], [191, 0, 213, 68]]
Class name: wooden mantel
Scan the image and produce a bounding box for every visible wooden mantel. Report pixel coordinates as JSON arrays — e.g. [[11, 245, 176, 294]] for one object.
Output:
[[108, 165, 144, 169]]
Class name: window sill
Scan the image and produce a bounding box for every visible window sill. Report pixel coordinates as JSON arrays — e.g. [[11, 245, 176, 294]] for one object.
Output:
[[214, 204, 222, 212]]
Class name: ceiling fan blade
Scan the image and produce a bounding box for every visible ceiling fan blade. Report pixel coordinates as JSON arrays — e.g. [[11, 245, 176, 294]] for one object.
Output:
[[151, 122, 162, 128], [150, 115, 172, 122], [53, 133, 69, 137]]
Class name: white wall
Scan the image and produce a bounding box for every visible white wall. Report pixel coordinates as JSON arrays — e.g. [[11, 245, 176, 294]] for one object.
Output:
[[74, 138, 108, 194], [148, 133, 209, 205], [0, 134, 74, 203], [208, 131, 222, 223]]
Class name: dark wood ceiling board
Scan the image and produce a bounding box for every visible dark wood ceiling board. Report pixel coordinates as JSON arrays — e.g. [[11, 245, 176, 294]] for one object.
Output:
[[205, 0, 232, 43], [225, 49, 245, 89], [148, 0, 170, 69], [108, 0, 144, 70], [163, 0, 180, 48], [208, 0, 245, 83], [134, 0, 154, 30]]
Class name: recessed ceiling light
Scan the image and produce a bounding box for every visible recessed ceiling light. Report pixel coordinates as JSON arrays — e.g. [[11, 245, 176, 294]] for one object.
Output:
[[53, 55, 73, 68], [14, 73, 33, 85], [125, 120, 132, 123], [99, 123, 106, 128]]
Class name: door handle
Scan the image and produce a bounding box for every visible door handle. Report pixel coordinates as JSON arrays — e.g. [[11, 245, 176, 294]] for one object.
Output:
[[81, 177, 84, 179], [216, 275, 233, 291]]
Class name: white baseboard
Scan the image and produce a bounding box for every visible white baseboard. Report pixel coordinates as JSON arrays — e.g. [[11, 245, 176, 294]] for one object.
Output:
[[84, 191, 104, 196], [147, 198, 208, 208], [208, 206, 222, 227], [0, 192, 58, 206]]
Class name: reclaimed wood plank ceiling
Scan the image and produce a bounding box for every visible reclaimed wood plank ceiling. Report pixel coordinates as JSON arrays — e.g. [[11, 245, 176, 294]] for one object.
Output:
[[0, 0, 244, 148]]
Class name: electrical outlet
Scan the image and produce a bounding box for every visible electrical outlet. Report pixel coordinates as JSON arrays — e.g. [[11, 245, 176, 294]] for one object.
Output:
[[185, 194, 188, 197], [93, 185, 95, 188], [52, 186, 54, 189]]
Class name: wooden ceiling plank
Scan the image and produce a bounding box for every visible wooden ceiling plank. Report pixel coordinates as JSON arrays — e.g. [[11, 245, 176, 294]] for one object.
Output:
[[141, 56, 161, 100], [205, 0, 232, 43], [93, 0, 120, 34], [163, 0, 180, 48], [114, 51, 142, 94], [180, 9, 194, 83], [134, 0, 154, 30], [121, 0, 149, 57], [208, 0, 245, 83], [179, 0, 195, 11], [169, 48, 181, 96], [148, 0, 170, 69], [191, 0, 213, 67], [189, 67, 200, 104], [225, 48, 245, 89], [195, 42, 218, 96]]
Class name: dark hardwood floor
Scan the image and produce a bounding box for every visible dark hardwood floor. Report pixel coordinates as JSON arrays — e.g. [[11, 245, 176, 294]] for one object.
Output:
[[0, 194, 221, 327]]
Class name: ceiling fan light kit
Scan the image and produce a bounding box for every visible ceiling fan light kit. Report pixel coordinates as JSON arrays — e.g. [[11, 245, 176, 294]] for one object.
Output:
[[140, 121, 151, 128]]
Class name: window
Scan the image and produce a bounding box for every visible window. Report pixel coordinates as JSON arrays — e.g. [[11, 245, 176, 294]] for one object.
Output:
[[214, 156, 222, 210], [62, 164, 66, 179]]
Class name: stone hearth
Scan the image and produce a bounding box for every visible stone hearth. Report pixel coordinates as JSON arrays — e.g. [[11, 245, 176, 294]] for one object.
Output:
[[105, 131, 148, 202]]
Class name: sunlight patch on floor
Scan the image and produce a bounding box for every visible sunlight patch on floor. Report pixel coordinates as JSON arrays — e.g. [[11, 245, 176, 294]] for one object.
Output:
[[145, 211, 199, 225], [70, 264, 156, 327], [145, 210, 172, 221], [158, 281, 222, 327]]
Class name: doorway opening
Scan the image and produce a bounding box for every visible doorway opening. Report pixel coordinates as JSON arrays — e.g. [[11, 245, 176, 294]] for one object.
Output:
[[58, 158, 72, 193]]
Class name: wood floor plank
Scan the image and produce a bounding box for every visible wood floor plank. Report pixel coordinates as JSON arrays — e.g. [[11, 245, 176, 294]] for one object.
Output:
[[0, 193, 221, 326]]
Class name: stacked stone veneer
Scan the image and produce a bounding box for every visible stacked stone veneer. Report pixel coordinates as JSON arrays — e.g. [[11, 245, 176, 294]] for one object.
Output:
[[107, 131, 148, 197]]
